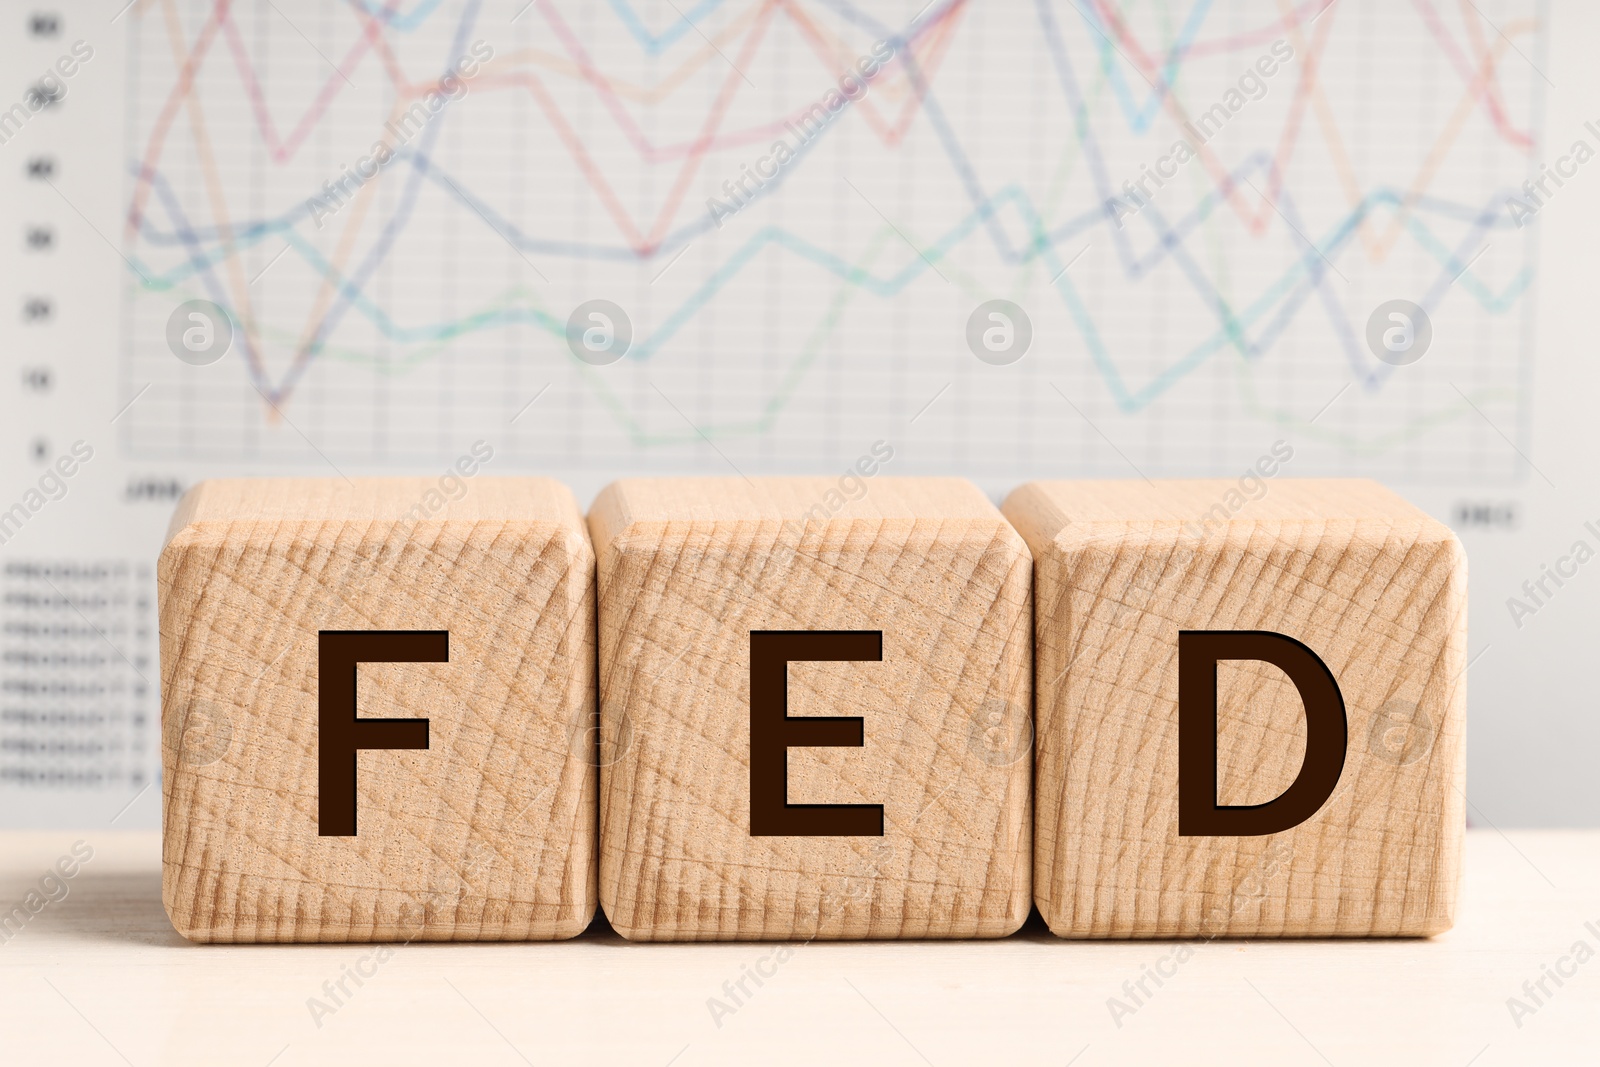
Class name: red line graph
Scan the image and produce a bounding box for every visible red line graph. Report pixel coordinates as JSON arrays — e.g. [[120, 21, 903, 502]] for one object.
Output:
[[123, 0, 1544, 413]]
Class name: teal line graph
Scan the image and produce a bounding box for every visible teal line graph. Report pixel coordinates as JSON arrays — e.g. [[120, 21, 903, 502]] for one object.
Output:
[[128, 181, 1532, 419], [121, 0, 1542, 475]]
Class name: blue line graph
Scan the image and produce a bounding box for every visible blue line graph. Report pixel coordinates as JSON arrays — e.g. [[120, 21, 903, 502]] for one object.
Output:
[[118, 0, 1546, 479]]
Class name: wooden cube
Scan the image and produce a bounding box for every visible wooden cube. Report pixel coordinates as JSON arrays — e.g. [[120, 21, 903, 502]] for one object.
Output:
[[591, 477, 1032, 940], [1003, 478, 1466, 938], [158, 477, 596, 942]]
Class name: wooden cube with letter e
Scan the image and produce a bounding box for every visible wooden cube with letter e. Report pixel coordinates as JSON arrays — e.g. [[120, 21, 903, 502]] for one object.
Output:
[[157, 473, 597, 942], [590, 476, 1033, 940], [1002, 477, 1466, 938]]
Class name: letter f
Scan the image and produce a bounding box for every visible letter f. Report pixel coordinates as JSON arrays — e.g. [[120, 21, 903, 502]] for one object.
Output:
[[318, 630, 447, 836]]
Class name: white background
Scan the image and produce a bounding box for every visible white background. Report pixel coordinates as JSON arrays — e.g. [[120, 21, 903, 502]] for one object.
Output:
[[0, 0, 1590, 828]]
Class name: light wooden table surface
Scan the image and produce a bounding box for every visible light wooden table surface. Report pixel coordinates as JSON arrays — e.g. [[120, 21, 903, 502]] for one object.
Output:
[[0, 829, 1593, 1065]]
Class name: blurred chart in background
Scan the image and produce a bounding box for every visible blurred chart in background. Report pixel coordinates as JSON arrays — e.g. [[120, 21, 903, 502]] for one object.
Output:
[[0, 1, 1549, 821]]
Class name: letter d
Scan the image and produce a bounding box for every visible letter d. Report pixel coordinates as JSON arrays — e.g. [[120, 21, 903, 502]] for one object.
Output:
[[1178, 630, 1346, 836]]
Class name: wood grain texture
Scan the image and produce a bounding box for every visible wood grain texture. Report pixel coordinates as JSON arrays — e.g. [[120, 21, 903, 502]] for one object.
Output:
[[591, 477, 1032, 941], [1002, 478, 1466, 938], [157, 477, 596, 942]]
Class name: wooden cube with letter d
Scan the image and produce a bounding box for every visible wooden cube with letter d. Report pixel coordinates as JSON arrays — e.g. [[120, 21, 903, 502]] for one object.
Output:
[[157, 474, 597, 942], [590, 476, 1033, 940], [1002, 477, 1466, 938]]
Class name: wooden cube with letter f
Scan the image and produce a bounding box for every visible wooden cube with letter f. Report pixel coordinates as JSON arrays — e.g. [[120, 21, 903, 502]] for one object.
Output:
[[590, 477, 1033, 940], [157, 475, 597, 942], [1003, 478, 1467, 938]]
